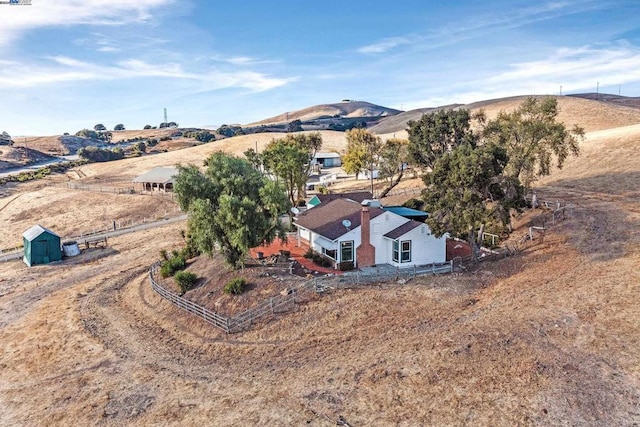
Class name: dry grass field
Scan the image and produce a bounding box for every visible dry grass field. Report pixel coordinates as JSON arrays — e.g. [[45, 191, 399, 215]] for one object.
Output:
[[0, 96, 639, 426]]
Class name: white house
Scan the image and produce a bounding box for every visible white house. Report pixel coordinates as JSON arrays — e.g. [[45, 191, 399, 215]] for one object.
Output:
[[293, 198, 447, 269], [312, 152, 342, 168]]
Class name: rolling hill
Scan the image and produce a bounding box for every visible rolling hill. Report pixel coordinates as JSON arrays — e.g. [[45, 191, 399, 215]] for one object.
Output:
[[247, 100, 402, 126], [1, 93, 639, 424]]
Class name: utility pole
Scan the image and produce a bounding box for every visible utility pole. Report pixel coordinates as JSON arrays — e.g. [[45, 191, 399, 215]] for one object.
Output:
[[560, 85, 562, 96], [596, 82, 599, 100]]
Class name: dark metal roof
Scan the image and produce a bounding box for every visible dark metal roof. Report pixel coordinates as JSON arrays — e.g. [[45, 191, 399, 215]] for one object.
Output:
[[295, 198, 384, 240], [383, 206, 428, 219], [383, 220, 423, 240]]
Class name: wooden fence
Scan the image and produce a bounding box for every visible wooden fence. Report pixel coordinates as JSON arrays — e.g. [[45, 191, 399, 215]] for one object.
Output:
[[149, 260, 454, 334], [57, 181, 176, 200]]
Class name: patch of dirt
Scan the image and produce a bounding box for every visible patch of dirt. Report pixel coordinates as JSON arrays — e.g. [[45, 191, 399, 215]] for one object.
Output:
[[156, 254, 308, 317]]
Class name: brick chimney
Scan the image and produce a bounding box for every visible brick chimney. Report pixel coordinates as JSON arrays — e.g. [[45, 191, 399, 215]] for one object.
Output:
[[356, 204, 376, 267]]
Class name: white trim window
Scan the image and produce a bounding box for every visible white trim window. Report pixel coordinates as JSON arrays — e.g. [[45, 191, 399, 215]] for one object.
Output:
[[340, 241, 354, 262], [392, 240, 412, 263], [322, 247, 337, 260]]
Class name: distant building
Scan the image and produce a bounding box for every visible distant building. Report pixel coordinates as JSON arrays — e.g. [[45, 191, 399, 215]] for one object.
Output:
[[132, 167, 178, 192], [23, 225, 62, 267], [312, 152, 342, 168]]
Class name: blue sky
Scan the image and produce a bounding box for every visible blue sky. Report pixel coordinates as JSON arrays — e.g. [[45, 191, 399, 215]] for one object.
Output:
[[1, 0, 639, 135]]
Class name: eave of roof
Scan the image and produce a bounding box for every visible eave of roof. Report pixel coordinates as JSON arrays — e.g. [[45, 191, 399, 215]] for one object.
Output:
[[383, 220, 423, 240]]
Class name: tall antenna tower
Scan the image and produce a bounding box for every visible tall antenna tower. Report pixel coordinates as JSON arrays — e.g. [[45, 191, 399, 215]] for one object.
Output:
[[164, 108, 168, 124]]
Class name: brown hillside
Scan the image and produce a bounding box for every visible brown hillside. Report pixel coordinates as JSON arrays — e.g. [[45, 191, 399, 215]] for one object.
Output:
[[373, 95, 640, 137], [0, 96, 639, 425], [248, 100, 401, 126]]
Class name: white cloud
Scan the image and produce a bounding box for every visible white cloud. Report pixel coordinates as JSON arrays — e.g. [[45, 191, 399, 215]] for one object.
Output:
[[484, 41, 640, 91], [358, 37, 411, 54], [0, 55, 294, 92], [0, 0, 174, 46], [397, 41, 640, 110]]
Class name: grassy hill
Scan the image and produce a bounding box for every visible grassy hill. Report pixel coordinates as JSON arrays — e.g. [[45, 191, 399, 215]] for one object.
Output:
[[247, 100, 402, 126], [372, 94, 640, 138], [0, 94, 639, 425]]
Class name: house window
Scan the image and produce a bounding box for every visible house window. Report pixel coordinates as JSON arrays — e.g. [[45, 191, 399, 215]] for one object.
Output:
[[392, 240, 399, 262], [401, 240, 411, 262], [393, 240, 411, 263], [322, 247, 337, 260], [340, 241, 353, 262]]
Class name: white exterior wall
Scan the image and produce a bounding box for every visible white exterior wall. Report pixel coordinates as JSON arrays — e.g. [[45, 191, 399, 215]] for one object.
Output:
[[335, 228, 361, 263], [299, 228, 311, 244], [369, 212, 409, 266], [386, 224, 447, 267]]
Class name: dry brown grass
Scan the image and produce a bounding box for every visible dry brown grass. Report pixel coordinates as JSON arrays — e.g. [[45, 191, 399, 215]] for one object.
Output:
[[1, 96, 639, 425]]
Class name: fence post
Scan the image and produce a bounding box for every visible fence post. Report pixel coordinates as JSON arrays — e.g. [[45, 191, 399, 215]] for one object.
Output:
[[270, 297, 274, 314]]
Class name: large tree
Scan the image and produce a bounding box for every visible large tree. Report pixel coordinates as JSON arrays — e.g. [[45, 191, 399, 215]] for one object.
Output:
[[407, 109, 478, 171], [482, 96, 584, 189], [261, 132, 322, 206], [377, 137, 409, 198], [174, 152, 290, 268], [342, 128, 382, 195], [423, 143, 523, 258]]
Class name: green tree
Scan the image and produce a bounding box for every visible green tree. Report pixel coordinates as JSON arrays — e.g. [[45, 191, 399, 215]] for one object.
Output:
[[261, 132, 322, 206], [243, 148, 263, 173], [377, 137, 409, 198], [0, 131, 13, 146], [174, 152, 290, 268], [287, 119, 303, 132], [114, 124, 125, 131], [94, 123, 106, 131], [75, 129, 100, 139], [482, 96, 584, 189], [143, 124, 152, 130], [423, 143, 522, 259], [407, 109, 478, 171], [342, 128, 382, 195]]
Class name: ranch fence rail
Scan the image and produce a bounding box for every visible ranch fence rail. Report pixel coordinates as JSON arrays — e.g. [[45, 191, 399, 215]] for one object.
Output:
[[0, 209, 184, 263], [149, 260, 454, 334], [55, 181, 176, 200]]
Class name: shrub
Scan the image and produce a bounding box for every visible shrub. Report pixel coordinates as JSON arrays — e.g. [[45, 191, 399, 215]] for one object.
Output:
[[159, 249, 169, 261], [403, 198, 424, 210], [303, 249, 332, 267], [224, 278, 246, 295], [338, 261, 354, 271], [175, 271, 197, 294], [77, 146, 124, 162], [160, 254, 186, 278]]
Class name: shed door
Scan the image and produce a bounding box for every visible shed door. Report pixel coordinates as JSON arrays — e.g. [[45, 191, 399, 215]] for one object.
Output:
[[35, 241, 50, 263]]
